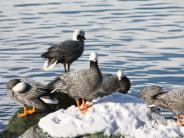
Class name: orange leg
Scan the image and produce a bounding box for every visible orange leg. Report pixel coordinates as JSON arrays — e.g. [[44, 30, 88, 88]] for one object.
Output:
[[81, 97, 86, 109], [181, 114, 184, 125], [81, 97, 87, 114], [76, 99, 81, 112], [182, 114, 184, 120], [17, 105, 36, 118], [176, 114, 182, 126], [81, 97, 92, 114], [17, 106, 27, 117], [76, 98, 92, 114], [26, 105, 36, 115]]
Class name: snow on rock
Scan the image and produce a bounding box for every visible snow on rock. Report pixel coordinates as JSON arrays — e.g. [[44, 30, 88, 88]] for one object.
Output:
[[38, 93, 184, 138]]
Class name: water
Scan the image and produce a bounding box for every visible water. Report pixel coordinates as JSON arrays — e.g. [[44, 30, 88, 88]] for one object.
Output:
[[0, 0, 184, 132]]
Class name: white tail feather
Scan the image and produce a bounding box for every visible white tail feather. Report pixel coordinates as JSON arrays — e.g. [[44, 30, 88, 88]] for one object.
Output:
[[40, 97, 58, 104], [43, 60, 57, 71], [50, 89, 58, 93], [148, 104, 156, 108]]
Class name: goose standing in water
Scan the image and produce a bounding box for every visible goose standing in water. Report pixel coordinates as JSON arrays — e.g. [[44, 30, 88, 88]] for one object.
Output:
[[6, 79, 58, 117], [140, 85, 184, 126], [48, 52, 102, 113], [101, 70, 131, 94], [41, 29, 86, 72]]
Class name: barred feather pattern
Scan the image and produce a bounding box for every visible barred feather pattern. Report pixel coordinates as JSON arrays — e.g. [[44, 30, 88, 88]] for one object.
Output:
[[100, 74, 120, 94], [6, 79, 55, 111], [139, 85, 164, 105], [51, 69, 102, 101], [153, 88, 184, 115], [48, 59, 102, 101]]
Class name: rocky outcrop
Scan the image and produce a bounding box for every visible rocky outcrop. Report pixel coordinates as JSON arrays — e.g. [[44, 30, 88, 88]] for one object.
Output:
[[0, 93, 75, 138]]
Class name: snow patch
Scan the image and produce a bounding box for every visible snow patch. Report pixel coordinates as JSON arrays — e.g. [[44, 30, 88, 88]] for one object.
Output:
[[38, 93, 184, 138]]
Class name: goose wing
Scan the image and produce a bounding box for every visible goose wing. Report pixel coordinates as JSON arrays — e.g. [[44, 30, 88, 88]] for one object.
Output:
[[41, 40, 83, 59], [50, 70, 96, 96], [22, 79, 50, 100]]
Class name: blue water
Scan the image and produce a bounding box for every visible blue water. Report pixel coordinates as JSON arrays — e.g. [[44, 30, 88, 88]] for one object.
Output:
[[0, 0, 184, 132]]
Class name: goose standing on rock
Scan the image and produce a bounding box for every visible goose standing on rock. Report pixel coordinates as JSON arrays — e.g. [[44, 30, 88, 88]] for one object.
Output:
[[140, 85, 184, 126], [41, 29, 86, 72], [6, 79, 58, 117], [101, 70, 131, 95], [48, 52, 102, 113]]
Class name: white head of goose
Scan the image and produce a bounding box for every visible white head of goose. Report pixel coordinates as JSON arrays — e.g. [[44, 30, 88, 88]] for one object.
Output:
[[73, 29, 86, 41]]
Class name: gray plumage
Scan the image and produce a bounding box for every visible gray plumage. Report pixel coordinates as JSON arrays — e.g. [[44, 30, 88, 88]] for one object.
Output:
[[100, 74, 120, 94], [139, 85, 164, 105], [149, 107, 167, 126], [6, 79, 58, 112], [41, 29, 86, 72], [140, 85, 184, 115], [48, 52, 102, 102], [151, 88, 184, 115], [97, 71, 131, 96]]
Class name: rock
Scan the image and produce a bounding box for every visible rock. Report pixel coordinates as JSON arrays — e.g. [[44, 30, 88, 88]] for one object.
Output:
[[1, 93, 75, 138], [0, 109, 48, 138], [19, 125, 50, 138]]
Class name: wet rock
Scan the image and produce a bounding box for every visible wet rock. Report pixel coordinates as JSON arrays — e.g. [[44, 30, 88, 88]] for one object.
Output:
[[1, 93, 75, 138]]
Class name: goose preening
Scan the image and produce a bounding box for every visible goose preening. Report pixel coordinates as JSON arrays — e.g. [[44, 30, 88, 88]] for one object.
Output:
[[48, 52, 102, 113], [100, 70, 131, 95], [41, 29, 86, 72], [140, 85, 184, 126], [6, 79, 58, 117]]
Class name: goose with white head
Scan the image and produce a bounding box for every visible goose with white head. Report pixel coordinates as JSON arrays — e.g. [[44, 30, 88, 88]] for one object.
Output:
[[116, 70, 131, 94], [42, 29, 86, 72], [93, 70, 131, 97], [6, 79, 58, 117], [47, 52, 102, 114]]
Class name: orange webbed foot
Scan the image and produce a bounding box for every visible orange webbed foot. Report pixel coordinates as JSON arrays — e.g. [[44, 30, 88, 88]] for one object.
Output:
[[80, 97, 92, 114], [176, 114, 184, 126], [17, 112, 27, 117], [17, 106, 27, 118], [17, 106, 36, 118], [26, 106, 36, 115]]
